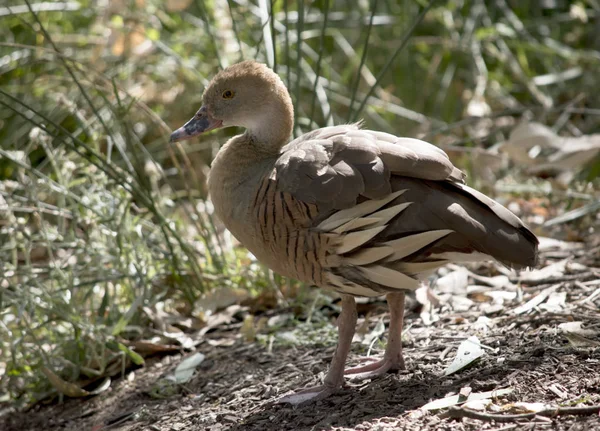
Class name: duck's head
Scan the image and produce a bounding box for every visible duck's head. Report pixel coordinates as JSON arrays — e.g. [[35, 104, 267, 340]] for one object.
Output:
[[170, 60, 294, 147]]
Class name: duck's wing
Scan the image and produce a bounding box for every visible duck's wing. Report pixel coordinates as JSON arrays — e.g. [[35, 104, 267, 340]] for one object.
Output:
[[275, 124, 465, 210], [272, 125, 537, 296]]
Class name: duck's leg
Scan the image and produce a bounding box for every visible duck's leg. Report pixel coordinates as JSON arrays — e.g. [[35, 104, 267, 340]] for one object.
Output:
[[344, 291, 406, 379], [278, 294, 357, 405]]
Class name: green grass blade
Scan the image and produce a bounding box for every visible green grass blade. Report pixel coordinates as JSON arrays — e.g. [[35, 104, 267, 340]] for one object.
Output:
[[270, 0, 277, 72], [351, 1, 434, 122], [227, 0, 244, 61], [294, 0, 305, 135], [347, 0, 379, 123], [308, 0, 331, 127]]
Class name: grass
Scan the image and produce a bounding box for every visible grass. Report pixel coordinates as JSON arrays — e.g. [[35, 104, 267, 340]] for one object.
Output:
[[1, 0, 599, 408]]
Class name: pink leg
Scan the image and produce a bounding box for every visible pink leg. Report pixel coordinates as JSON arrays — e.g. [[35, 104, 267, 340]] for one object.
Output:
[[344, 291, 406, 379], [278, 294, 357, 405]]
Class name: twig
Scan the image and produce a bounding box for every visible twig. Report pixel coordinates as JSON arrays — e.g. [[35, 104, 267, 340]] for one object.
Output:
[[448, 405, 600, 423], [512, 272, 596, 286]]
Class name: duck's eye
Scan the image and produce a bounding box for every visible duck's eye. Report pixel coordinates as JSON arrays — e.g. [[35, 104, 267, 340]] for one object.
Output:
[[222, 90, 235, 99]]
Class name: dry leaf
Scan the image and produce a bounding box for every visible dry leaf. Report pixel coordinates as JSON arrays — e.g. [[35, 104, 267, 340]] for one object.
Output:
[[503, 402, 548, 413], [172, 352, 205, 384], [539, 291, 567, 312], [41, 367, 90, 397], [361, 317, 385, 346], [537, 237, 584, 252], [560, 323, 600, 348], [519, 259, 586, 282], [435, 268, 469, 293], [130, 340, 180, 355], [421, 388, 513, 411], [503, 121, 600, 183], [559, 321, 599, 337], [195, 287, 250, 317], [462, 399, 491, 411], [415, 285, 440, 326], [469, 273, 512, 289], [444, 336, 485, 376], [513, 284, 559, 314], [207, 338, 236, 347], [564, 333, 600, 348]]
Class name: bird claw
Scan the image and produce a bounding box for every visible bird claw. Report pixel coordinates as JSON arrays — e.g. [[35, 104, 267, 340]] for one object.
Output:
[[277, 384, 337, 406], [344, 356, 404, 380]]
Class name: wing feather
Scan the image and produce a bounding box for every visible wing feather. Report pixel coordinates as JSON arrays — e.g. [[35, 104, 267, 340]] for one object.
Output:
[[271, 123, 537, 297]]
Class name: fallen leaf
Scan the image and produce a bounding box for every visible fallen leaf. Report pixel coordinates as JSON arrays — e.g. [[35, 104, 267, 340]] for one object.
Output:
[[435, 268, 469, 293], [462, 399, 491, 411], [547, 383, 569, 399], [129, 340, 181, 355], [277, 331, 300, 344], [421, 388, 513, 411], [474, 316, 494, 331], [558, 321, 599, 337], [195, 287, 250, 317], [564, 333, 600, 348], [41, 367, 90, 397], [460, 386, 472, 398], [207, 338, 236, 347], [468, 273, 512, 289], [172, 352, 205, 384], [444, 336, 485, 376], [539, 291, 567, 312], [513, 284, 559, 314], [361, 317, 385, 346], [415, 285, 440, 326], [267, 313, 293, 328], [544, 201, 600, 227], [537, 237, 585, 252], [503, 121, 600, 182], [504, 402, 548, 413]]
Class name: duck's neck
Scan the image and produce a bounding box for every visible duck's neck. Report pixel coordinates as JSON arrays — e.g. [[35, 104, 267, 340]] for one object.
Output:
[[208, 134, 277, 227], [243, 93, 294, 153]]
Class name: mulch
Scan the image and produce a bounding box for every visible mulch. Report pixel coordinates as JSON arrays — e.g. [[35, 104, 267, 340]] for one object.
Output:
[[1, 238, 599, 431]]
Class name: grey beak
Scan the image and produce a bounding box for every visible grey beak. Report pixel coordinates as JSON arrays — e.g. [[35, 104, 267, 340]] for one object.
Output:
[[169, 106, 223, 142]]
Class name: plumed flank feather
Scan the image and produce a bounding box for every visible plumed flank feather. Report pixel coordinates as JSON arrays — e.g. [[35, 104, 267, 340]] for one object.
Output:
[[384, 229, 454, 262], [326, 273, 383, 297], [317, 189, 407, 231], [392, 260, 449, 277], [336, 226, 387, 254], [357, 265, 420, 290], [344, 246, 394, 266], [333, 217, 379, 234], [368, 203, 412, 227], [332, 202, 411, 233]]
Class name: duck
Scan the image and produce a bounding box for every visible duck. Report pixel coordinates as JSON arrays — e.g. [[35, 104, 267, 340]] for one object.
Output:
[[170, 60, 538, 405]]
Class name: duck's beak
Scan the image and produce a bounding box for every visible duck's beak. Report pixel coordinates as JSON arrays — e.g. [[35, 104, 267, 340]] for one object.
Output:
[[169, 106, 223, 142]]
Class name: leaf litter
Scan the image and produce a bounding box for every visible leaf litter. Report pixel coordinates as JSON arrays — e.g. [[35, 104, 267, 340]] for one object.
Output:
[[2, 231, 599, 431]]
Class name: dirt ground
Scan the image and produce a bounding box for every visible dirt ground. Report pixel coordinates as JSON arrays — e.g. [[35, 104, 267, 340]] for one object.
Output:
[[2, 238, 600, 431]]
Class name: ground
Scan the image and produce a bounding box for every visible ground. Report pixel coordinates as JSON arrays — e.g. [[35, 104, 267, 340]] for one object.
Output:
[[1, 238, 599, 431]]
